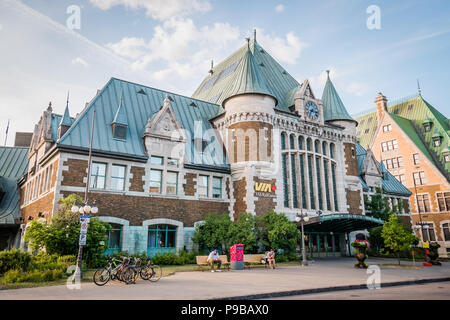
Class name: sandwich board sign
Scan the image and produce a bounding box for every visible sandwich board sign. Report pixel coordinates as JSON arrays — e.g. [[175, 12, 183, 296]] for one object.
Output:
[[79, 216, 90, 245]]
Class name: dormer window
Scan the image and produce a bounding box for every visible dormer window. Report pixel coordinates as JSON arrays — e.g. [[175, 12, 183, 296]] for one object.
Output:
[[432, 136, 442, 147], [444, 153, 450, 163], [112, 123, 127, 140], [423, 122, 432, 132]]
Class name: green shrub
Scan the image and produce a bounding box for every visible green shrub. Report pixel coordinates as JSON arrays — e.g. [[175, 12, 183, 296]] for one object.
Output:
[[151, 252, 184, 265], [0, 250, 33, 275], [2, 268, 65, 283]]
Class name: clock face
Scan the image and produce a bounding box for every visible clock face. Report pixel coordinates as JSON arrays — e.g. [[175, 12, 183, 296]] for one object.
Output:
[[306, 101, 319, 120]]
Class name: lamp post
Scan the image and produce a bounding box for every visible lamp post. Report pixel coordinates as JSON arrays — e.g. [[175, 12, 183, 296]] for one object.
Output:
[[295, 212, 310, 267], [71, 109, 98, 281]]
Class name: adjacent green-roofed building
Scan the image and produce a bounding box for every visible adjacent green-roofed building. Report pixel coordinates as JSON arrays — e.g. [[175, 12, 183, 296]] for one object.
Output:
[[322, 72, 356, 123]]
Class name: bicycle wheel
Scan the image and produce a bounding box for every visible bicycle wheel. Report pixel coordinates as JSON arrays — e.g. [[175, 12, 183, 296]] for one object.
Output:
[[93, 268, 110, 286], [139, 266, 151, 280], [122, 267, 137, 284], [148, 265, 162, 282]]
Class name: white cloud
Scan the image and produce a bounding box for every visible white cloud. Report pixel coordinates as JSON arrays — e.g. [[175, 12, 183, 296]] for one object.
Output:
[[275, 4, 284, 13], [71, 57, 89, 68], [89, 0, 211, 21], [106, 18, 241, 86], [346, 82, 369, 96], [255, 28, 307, 64]]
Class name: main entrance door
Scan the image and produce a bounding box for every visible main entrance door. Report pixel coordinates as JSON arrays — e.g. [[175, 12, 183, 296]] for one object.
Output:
[[147, 224, 177, 257], [304, 233, 343, 258]]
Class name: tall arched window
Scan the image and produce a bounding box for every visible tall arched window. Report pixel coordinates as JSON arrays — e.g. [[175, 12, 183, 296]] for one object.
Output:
[[298, 136, 304, 150], [330, 143, 335, 159], [314, 140, 320, 153], [307, 138, 312, 151], [322, 141, 327, 156], [289, 134, 296, 149], [281, 132, 287, 150]]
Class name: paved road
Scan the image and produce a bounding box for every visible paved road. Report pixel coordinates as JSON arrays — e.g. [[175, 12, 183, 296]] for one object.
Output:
[[269, 282, 450, 300], [1, 258, 449, 300]]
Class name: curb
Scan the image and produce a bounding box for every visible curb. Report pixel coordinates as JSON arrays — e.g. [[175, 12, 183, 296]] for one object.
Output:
[[216, 277, 450, 300]]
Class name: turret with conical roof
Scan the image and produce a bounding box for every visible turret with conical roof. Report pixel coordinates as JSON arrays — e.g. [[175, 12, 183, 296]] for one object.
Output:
[[58, 93, 72, 139], [321, 71, 356, 124]]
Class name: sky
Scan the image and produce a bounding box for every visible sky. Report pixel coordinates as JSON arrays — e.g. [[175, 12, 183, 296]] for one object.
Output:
[[0, 0, 449, 146]]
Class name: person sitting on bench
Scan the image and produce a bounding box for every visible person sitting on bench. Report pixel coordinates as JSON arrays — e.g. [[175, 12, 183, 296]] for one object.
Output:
[[207, 249, 222, 272], [267, 249, 276, 269]]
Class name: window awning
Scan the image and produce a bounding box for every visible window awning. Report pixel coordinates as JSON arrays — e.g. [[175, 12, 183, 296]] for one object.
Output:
[[300, 214, 384, 233]]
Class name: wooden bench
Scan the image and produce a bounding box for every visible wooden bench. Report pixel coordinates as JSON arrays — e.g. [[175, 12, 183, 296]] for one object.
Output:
[[196, 255, 230, 271], [243, 254, 267, 269]]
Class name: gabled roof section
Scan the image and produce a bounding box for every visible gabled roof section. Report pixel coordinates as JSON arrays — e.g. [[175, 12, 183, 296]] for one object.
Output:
[[356, 143, 411, 197], [221, 44, 276, 105], [191, 39, 299, 113], [0, 147, 29, 224], [57, 78, 228, 168], [112, 94, 128, 126], [321, 73, 355, 123], [59, 104, 72, 127]]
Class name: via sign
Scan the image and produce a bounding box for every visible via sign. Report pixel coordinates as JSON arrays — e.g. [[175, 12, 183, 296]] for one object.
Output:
[[254, 181, 276, 198]]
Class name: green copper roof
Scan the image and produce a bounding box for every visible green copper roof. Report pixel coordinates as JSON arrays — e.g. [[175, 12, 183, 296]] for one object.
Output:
[[321, 73, 355, 123], [59, 104, 72, 127], [57, 78, 229, 168], [284, 84, 302, 108], [354, 94, 449, 174], [0, 147, 29, 224], [192, 39, 299, 114], [221, 44, 275, 105], [356, 143, 411, 197]]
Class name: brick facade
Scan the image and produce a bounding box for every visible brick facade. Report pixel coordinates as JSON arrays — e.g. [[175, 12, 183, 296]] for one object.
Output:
[[233, 177, 247, 219], [253, 177, 276, 217], [60, 191, 229, 227], [183, 173, 196, 196], [129, 166, 145, 192], [61, 158, 88, 187], [343, 142, 359, 176], [346, 189, 363, 214]]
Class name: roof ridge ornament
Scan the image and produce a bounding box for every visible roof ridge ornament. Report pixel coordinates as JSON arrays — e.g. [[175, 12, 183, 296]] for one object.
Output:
[[417, 79, 422, 96]]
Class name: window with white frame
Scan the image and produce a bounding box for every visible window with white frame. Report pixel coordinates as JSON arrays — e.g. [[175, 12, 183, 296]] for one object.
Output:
[[198, 175, 209, 198], [212, 177, 222, 199], [166, 171, 178, 195], [442, 223, 450, 241], [422, 223, 436, 242], [413, 153, 420, 165], [437, 192, 450, 212], [416, 194, 431, 213], [413, 171, 426, 186], [111, 164, 126, 191], [150, 156, 163, 165], [90, 162, 107, 189], [149, 169, 162, 193], [167, 158, 179, 167], [382, 124, 392, 132]]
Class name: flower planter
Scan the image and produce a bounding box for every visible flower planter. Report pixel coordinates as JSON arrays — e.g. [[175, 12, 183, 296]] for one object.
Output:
[[352, 240, 370, 269]]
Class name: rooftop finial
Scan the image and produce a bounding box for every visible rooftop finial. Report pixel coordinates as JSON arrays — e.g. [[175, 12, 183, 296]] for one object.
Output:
[[417, 79, 422, 96], [209, 60, 214, 75], [326, 70, 330, 78], [253, 28, 256, 42], [66, 91, 70, 108]]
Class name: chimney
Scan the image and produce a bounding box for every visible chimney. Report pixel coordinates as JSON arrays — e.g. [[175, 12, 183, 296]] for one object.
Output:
[[375, 92, 388, 123]]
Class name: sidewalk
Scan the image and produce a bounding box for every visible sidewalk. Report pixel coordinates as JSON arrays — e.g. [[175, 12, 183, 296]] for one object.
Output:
[[1, 257, 449, 300]]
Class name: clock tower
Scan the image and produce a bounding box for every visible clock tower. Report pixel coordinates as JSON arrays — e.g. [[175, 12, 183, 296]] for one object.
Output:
[[293, 79, 324, 125]]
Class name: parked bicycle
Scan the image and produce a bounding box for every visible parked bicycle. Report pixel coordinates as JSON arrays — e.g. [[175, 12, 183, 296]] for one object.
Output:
[[93, 255, 134, 286], [122, 257, 162, 283]]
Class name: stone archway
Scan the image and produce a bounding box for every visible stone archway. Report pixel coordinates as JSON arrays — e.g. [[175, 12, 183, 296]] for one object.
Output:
[[142, 218, 184, 256]]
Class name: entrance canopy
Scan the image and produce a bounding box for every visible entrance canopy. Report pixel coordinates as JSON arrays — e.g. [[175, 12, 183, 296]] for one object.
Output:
[[302, 214, 384, 233]]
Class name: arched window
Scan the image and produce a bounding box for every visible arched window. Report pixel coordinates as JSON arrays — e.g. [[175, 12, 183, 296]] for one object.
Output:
[[148, 224, 177, 256], [289, 134, 296, 149], [322, 141, 327, 156], [306, 138, 312, 151], [298, 136, 304, 150], [330, 143, 335, 159], [281, 132, 287, 150], [106, 223, 122, 255], [314, 140, 320, 153]]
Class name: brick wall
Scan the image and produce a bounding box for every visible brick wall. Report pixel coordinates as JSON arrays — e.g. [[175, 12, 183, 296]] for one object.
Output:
[[233, 178, 247, 219], [61, 158, 88, 187], [129, 166, 145, 192], [60, 191, 229, 227], [228, 122, 272, 163], [346, 189, 363, 214], [344, 143, 359, 176], [183, 173, 196, 196], [21, 191, 55, 223]]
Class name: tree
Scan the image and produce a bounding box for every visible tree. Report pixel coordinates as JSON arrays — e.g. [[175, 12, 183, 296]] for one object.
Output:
[[191, 213, 232, 253], [256, 211, 300, 254], [227, 213, 257, 253], [368, 226, 384, 252], [24, 194, 109, 267], [365, 188, 393, 221], [381, 214, 417, 265]]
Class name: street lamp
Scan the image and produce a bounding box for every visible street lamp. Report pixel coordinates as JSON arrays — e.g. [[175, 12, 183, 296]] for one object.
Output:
[[295, 212, 310, 267]]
